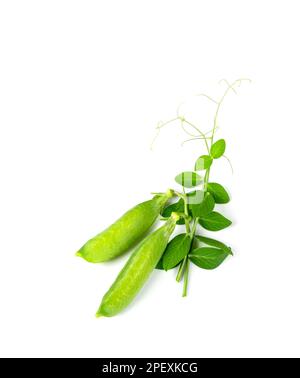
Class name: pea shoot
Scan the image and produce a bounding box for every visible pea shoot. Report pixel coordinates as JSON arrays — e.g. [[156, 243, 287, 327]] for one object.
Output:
[[155, 78, 250, 296]]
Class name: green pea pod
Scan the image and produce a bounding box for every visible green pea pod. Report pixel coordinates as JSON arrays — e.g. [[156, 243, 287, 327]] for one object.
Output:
[[76, 190, 173, 263], [96, 213, 179, 317]]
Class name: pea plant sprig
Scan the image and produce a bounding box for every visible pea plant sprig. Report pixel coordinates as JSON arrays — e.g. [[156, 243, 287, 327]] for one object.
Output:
[[77, 79, 249, 317], [154, 78, 250, 296]]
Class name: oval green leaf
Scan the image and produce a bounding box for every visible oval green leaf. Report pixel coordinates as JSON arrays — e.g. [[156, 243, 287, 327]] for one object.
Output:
[[175, 172, 203, 188], [189, 247, 230, 270], [210, 139, 226, 159], [195, 235, 232, 255], [198, 211, 232, 231], [189, 192, 215, 218], [194, 155, 213, 171], [162, 234, 192, 271], [207, 182, 230, 204]]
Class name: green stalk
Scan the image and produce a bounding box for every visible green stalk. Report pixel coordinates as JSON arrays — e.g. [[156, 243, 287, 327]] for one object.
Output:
[[183, 199, 191, 234], [175, 189, 191, 282], [176, 258, 186, 282], [204, 167, 210, 192], [176, 218, 198, 290], [182, 258, 190, 297], [191, 217, 199, 235], [181, 218, 198, 294]]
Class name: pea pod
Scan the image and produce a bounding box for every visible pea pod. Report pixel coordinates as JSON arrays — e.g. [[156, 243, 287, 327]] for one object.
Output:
[[96, 213, 179, 317], [76, 190, 173, 263]]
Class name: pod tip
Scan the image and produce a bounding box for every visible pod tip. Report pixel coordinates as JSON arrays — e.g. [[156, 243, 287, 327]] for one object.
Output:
[[75, 251, 82, 257], [95, 311, 103, 318]]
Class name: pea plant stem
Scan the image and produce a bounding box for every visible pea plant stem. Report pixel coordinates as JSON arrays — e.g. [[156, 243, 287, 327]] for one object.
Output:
[[176, 257, 186, 282], [204, 168, 210, 192], [181, 217, 199, 294], [191, 217, 199, 235], [183, 199, 191, 234], [182, 258, 190, 297], [176, 217, 198, 288], [175, 188, 191, 283]]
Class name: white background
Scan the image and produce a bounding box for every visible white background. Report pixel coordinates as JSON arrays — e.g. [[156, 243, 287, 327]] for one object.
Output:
[[0, 1, 299, 358]]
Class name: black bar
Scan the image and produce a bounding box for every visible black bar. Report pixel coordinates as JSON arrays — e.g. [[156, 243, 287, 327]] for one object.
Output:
[[0, 358, 298, 376]]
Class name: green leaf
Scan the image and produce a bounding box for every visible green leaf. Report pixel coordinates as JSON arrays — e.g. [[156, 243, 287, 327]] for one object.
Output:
[[162, 199, 185, 225], [189, 247, 230, 270], [162, 234, 192, 271], [207, 182, 230, 204], [175, 172, 203, 188], [195, 235, 232, 255], [199, 211, 232, 231], [194, 155, 213, 171], [189, 192, 215, 218], [210, 139, 226, 159]]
